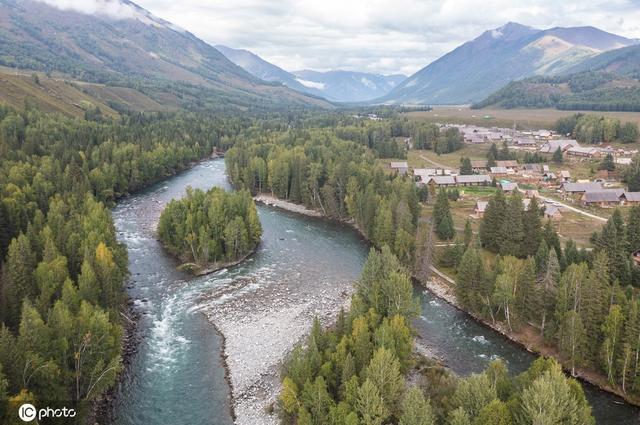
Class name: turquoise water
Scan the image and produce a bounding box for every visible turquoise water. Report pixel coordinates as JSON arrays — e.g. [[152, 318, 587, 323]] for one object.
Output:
[[109, 160, 367, 424], [109, 159, 639, 424]]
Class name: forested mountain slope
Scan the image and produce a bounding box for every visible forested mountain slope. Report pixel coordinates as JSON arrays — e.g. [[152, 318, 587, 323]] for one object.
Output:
[[380, 23, 637, 105], [474, 45, 640, 111], [0, 0, 331, 110]]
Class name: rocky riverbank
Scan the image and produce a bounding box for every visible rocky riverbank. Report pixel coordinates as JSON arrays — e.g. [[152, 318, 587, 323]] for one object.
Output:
[[198, 265, 355, 425], [253, 194, 323, 217], [420, 268, 640, 408]]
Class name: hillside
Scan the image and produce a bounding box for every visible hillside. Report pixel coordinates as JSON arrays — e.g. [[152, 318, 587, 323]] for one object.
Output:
[[0, 67, 184, 117], [565, 44, 640, 77], [474, 45, 640, 111], [214, 45, 315, 94], [216, 44, 405, 102], [380, 22, 637, 105], [0, 0, 331, 111]]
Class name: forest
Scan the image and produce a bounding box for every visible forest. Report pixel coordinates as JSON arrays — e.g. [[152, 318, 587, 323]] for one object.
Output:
[[279, 247, 595, 425], [0, 104, 255, 419], [0, 104, 437, 416], [555, 114, 639, 144], [472, 71, 640, 112], [440, 188, 640, 398], [158, 187, 262, 271], [224, 126, 421, 266]]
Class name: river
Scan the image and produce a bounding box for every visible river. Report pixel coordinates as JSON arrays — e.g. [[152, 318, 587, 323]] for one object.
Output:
[[109, 159, 639, 424]]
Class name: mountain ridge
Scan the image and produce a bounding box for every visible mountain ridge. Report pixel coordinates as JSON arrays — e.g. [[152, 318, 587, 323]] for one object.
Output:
[[379, 22, 638, 105], [216, 45, 406, 102], [0, 0, 332, 110]]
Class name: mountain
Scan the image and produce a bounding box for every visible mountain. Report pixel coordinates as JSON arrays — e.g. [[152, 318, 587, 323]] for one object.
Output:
[[292, 70, 406, 102], [564, 44, 640, 78], [474, 44, 640, 111], [216, 44, 405, 102], [380, 22, 638, 105], [0, 0, 331, 111], [472, 71, 640, 111], [214, 45, 314, 94]]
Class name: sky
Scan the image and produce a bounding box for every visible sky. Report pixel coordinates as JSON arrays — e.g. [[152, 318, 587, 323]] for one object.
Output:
[[39, 0, 640, 76]]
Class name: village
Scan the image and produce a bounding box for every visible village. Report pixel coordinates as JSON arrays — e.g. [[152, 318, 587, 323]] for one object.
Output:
[[388, 123, 640, 248]]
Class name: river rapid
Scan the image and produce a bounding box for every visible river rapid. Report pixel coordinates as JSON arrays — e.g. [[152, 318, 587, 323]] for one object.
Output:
[[108, 159, 639, 424]]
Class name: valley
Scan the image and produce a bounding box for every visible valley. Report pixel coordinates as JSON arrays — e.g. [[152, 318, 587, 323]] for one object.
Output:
[[2, 1, 640, 425]]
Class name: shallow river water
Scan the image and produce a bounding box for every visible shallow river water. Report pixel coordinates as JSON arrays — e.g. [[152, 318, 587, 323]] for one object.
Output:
[[109, 159, 639, 424]]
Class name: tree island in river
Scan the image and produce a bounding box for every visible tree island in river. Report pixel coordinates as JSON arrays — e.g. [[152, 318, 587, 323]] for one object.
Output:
[[158, 187, 262, 275]]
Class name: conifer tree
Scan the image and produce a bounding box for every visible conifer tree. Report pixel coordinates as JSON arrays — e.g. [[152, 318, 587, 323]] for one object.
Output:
[[522, 196, 542, 257], [399, 387, 436, 425], [4, 234, 36, 328], [433, 190, 455, 240], [498, 193, 525, 257], [519, 362, 594, 425], [553, 147, 563, 163], [474, 399, 511, 425], [463, 219, 473, 247], [357, 379, 388, 425], [595, 209, 630, 284], [452, 373, 496, 419], [619, 299, 640, 394], [414, 219, 434, 283], [627, 206, 640, 253], [534, 239, 549, 276], [460, 157, 473, 175], [455, 245, 485, 314], [581, 253, 610, 362], [448, 407, 472, 425], [479, 190, 506, 252]]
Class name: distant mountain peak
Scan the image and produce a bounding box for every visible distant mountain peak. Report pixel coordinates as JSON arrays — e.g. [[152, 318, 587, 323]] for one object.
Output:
[[480, 22, 539, 42], [380, 22, 636, 105], [217, 46, 407, 102]]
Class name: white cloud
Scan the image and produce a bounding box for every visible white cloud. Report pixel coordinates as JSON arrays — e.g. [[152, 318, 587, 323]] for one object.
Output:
[[33, 0, 186, 31], [35, 0, 142, 20], [296, 78, 325, 90], [39, 0, 640, 75]]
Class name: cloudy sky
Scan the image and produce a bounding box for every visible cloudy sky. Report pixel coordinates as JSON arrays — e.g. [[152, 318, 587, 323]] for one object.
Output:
[[47, 0, 640, 76]]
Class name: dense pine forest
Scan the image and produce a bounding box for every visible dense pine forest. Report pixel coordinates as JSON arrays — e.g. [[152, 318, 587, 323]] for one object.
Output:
[[0, 104, 448, 416], [158, 187, 262, 272], [472, 71, 640, 112], [0, 105, 256, 417], [3, 100, 639, 422], [225, 127, 421, 266], [279, 247, 595, 425], [437, 188, 640, 398]]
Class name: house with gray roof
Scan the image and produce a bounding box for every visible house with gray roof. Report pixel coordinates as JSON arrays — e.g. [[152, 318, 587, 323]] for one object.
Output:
[[582, 189, 624, 207], [624, 192, 640, 204], [389, 161, 409, 175], [561, 182, 603, 194], [455, 175, 492, 186], [425, 175, 456, 187], [540, 139, 580, 154], [500, 181, 519, 192]]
